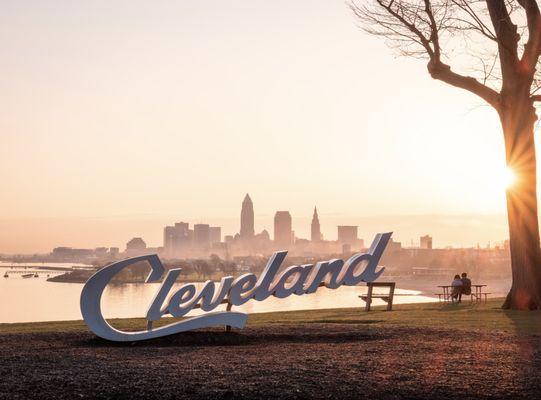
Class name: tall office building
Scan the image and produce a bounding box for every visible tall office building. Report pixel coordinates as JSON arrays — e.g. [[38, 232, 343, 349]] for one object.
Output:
[[193, 224, 211, 249], [163, 222, 191, 256], [240, 193, 255, 238], [310, 206, 321, 242], [210, 226, 221, 244], [337, 226, 358, 245], [420, 235, 433, 249], [163, 226, 175, 252], [274, 211, 293, 247]]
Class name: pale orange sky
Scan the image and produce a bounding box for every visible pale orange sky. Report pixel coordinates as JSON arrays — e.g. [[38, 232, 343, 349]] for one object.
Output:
[[0, 0, 524, 253]]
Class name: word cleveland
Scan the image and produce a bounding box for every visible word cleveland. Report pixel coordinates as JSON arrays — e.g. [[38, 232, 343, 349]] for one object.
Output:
[[80, 232, 392, 341]]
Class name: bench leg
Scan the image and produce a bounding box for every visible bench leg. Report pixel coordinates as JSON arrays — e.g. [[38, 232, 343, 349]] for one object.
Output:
[[365, 284, 373, 312], [387, 283, 395, 311]]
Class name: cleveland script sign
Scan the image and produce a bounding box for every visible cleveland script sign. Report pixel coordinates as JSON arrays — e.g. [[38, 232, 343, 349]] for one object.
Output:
[[80, 232, 392, 341]]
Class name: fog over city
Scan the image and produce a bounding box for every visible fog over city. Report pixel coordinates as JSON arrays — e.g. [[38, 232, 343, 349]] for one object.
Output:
[[0, 210, 510, 255], [0, 0, 522, 255]]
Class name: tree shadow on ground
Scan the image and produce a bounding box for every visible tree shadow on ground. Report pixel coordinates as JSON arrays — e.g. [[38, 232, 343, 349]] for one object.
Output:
[[501, 308, 541, 335], [434, 302, 485, 312]]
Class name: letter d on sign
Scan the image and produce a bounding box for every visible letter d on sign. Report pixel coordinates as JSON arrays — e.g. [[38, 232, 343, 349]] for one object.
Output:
[[343, 232, 392, 285]]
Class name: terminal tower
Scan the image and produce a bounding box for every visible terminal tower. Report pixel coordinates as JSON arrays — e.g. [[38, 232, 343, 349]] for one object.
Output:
[[311, 206, 322, 242]]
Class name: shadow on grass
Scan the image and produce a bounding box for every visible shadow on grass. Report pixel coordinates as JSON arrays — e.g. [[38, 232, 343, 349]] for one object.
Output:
[[79, 327, 386, 348], [297, 319, 384, 324], [501, 308, 541, 335], [433, 302, 494, 312]]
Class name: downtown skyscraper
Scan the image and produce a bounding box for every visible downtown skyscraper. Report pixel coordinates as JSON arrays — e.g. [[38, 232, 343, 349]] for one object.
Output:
[[274, 211, 293, 247], [240, 193, 255, 239], [311, 206, 321, 242]]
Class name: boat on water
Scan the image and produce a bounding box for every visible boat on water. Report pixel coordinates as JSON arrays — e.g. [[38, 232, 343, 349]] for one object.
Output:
[[22, 273, 33, 279]]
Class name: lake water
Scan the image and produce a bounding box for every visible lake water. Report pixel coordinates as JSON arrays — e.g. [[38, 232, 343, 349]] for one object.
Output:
[[0, 263, 436, 323]]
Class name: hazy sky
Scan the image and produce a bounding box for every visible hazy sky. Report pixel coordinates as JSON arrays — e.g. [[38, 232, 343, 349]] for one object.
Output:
[[0, 1, 523, 253]]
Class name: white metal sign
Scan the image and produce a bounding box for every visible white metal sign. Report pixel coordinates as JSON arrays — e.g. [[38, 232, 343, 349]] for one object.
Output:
[[80, 232, 392, 341]]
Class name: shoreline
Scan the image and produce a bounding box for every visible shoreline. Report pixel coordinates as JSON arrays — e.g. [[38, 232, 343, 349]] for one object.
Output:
[[0, 287, 440, 325], [0, 298, 517, 334], [0, 294, 441, 326]]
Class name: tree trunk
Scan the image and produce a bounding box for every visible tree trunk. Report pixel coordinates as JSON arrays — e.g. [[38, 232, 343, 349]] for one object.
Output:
[[500, 93, 541, 309]]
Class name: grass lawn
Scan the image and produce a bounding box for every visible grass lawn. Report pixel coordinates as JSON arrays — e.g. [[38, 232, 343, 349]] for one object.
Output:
[[2, 297, 541, 336]]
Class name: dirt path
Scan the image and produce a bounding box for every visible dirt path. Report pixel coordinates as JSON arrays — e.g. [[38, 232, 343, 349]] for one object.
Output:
[[1, 324, 540, 399]]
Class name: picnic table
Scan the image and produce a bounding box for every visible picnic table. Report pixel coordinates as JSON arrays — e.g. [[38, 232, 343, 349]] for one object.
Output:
[[436, 284, 490, 303]]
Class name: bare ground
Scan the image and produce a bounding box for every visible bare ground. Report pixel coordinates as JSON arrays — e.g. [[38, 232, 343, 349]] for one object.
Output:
[[1, 323, 540, 400]]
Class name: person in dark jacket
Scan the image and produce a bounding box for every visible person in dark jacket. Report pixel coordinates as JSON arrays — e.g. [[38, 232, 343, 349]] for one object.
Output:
[[459, 272, 472, 303]]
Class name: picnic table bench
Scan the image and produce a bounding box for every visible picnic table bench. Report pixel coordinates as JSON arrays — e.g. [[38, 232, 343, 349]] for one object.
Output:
[[436, 284, 490, 303], [358, 282, 396, 311]]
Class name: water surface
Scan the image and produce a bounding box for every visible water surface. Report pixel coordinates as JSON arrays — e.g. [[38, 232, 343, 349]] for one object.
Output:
[[1, 263, 435, 323]]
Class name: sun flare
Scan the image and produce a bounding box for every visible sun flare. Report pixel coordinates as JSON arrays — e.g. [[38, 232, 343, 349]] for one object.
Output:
[[503, 166, 517, 190], [480, 165, 518, 204]]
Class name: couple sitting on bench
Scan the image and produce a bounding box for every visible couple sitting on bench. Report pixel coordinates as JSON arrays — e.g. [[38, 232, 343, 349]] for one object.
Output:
[[450, 272, 471, 303]]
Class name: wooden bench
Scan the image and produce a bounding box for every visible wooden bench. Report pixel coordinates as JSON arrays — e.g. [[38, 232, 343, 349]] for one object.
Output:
[[471, 292, 491, 303], [358, 282, 396, 311], [434, 293, 449, 302]]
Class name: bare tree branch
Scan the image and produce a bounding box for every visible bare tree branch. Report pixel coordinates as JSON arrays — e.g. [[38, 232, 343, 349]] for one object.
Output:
[[486, 0, 520, 84], [449, 0, 497, 41], [518, 0, 541, 72], [351, 0, 501, 109], [428, 61, 501, 106]]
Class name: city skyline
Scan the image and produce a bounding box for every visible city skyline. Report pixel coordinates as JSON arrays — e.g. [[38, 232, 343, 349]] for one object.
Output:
[[162, 194, 349, 258], [47, 193, 449, 261], [1, 0, 519, 256], [3, 193, 512, 257], [0, 208, 512, 255]]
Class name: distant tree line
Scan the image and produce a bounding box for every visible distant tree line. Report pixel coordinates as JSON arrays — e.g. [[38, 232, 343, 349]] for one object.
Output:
[[105, 254, 239, 283]]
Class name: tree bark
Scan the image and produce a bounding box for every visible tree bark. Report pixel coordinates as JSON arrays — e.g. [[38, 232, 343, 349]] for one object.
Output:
[[500, 91, 541, 309]]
